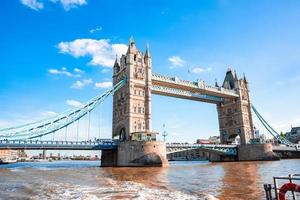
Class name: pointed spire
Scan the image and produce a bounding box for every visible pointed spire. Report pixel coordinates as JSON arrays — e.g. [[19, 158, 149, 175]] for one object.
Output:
[[145, 43, 151, 58], [127, 36, 137, 54], [113, 54, 119, 67], [243, 73, 248, 82], [215, 78, 219, 87], [130, 36, 134, 44], [234, 70, 238, 80]]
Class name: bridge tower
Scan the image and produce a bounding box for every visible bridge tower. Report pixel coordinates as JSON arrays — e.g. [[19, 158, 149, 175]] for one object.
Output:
[[112, 36, 152, 141], [217, 69, 254, 144], [103, 37, 168, 167]]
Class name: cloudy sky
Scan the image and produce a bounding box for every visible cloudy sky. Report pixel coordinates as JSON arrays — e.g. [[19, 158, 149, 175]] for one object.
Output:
[[1, 0, 300, 144]]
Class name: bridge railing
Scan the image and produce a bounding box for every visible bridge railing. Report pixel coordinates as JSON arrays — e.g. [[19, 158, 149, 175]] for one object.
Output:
[[152, 73, 238, 97], [0, 139, 119, 146], [166, 143, 237, 148]]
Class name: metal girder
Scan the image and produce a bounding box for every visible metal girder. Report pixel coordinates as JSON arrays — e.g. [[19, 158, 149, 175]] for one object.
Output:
[[166, 143, 237, 156], [152, 73, 238, 99], [152, 85, 225, 103], [0, 139, 119, 150]]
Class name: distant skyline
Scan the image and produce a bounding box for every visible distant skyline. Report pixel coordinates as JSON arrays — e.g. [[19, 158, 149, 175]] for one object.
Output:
[[1, 0, 300, 143]]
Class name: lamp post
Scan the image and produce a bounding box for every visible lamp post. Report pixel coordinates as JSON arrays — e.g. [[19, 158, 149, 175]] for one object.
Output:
[[162, 124, 168, 142]]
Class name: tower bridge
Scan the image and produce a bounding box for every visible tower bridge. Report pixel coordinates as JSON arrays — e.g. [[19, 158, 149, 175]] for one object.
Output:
[[0, 37, 297, 166]]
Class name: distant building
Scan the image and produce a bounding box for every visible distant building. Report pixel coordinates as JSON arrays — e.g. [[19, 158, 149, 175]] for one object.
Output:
[[286, 127, 300, 144], [208, 136, 221, 144], [254, 128, 260, 138]]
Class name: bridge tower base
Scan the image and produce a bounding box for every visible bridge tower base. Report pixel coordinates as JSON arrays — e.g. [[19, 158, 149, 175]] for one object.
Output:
[[237, 144, 279, 161], [101, 141, 169, 167]]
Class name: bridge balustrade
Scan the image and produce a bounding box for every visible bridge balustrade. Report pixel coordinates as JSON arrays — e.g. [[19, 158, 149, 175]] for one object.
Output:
[[152, 73, 238, 96]]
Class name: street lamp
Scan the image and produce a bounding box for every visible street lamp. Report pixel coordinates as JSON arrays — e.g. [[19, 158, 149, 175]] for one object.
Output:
[[162, 124, 168, 142]]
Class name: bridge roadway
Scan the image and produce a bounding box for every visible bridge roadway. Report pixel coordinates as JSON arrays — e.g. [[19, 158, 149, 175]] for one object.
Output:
[[1, 140, 298, 156], [0, 139, 119, 150], [0, 140, 238, 155]]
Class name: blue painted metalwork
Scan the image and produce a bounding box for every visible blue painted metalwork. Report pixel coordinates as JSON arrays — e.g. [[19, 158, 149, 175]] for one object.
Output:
[[0, 79, 126, 140], [152, 73, 238, 97], [0, 139, 119, 150], [166, 143, 237, 156], [152, 85, 225, 103], [251, 105, 295, 146]]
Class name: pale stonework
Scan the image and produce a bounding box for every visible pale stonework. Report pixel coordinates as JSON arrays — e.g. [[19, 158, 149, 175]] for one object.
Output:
[[217, 70, 254, 144], [112, 37, 152, 141], [112, 37, 254, 145]]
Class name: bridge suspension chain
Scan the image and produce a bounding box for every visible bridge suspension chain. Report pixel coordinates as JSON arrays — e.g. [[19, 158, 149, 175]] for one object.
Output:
[[0, 79, 126, 140], [251, 104, 294, 146]]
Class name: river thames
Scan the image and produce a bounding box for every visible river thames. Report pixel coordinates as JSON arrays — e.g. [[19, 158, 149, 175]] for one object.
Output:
[[0, 159, 299, 200]]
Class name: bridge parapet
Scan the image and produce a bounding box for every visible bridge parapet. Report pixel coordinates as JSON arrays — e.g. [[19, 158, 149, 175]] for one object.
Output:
[[166, 143, 237, 156], [0, 139, 119, 150], [152, 73, 238, 98]]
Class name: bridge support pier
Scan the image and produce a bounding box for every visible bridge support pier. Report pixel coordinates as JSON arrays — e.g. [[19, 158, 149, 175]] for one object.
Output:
[[209, 154, 237, 162], [237, 144, 279, 161], [101, 141, 168, 167]]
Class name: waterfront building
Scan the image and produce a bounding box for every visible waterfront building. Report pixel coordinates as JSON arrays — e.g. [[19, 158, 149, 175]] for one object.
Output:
[[286, 127, 300, 143]]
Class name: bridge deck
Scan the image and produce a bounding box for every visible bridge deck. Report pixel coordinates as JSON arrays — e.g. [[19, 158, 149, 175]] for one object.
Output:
[[0, 140, 118, 150]]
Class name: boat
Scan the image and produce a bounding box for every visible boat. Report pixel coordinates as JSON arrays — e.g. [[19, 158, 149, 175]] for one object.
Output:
[[0, 150, 18, 164], [0, 157, 17, 164], [264, 174, 300, 200]]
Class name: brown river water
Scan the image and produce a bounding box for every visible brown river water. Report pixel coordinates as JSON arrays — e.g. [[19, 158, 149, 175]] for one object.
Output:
[[0, 159, 299, 200]]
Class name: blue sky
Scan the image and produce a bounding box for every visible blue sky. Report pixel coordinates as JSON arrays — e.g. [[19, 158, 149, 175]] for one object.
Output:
[[1, 0, 300, 143]]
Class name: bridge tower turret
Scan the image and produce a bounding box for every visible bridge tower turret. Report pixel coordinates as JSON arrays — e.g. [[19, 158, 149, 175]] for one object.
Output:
[[112, 37, 152, 141], [217, 69, 254, 144]]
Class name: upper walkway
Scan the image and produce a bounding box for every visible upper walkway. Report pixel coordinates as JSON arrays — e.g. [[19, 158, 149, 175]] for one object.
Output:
[[152, 73, 238, 104]]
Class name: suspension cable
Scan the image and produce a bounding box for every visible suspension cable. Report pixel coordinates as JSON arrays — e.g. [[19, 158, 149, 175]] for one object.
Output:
[[251, 104, 294, 145], [88, 111, 91, 141], [77, 120, 79, 141], [0, 79, 126, 140]]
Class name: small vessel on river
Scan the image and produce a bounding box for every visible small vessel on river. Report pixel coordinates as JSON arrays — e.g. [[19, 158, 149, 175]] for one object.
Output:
[[0, 150, 18, 164]]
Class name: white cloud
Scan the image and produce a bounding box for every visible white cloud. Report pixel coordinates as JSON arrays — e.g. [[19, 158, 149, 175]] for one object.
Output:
[[41, 111, 57, 117], [20, 0, 44, 11], [71, 78, 93, 89], [89, 27, 102, 34], [95, 81, 112, 89], [168, 56, 186, 69], [51, 0, 87, 11], [48, 67, 82, 77], [190, 67, 212, 74], [57, 39, 127, 68], [66, 99, 82, 108], [73, 68, 84, 73]]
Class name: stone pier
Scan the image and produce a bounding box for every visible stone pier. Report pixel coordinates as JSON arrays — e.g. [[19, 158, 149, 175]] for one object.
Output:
[[238, 143, 279, 161], [101, 141, 168, 167]]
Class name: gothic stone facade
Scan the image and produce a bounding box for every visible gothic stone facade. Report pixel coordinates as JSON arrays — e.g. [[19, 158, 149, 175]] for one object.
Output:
[[112, 37, 254, 144], [217, 69, 254, 144], [112, 37, 152, 141]]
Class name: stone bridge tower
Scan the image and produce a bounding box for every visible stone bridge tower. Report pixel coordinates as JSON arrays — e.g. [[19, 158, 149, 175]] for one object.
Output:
[[217, 69, 254, 144], [112, 37, 152, 141]]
